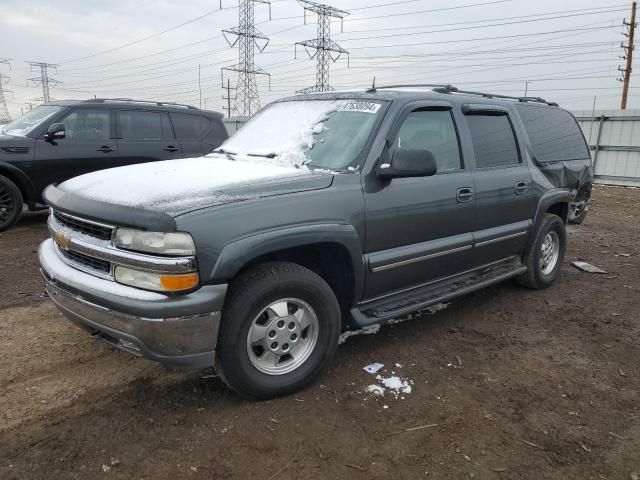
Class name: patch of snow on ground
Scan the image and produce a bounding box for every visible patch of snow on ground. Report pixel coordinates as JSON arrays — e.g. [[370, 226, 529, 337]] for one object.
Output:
[[338, 324, 380, 344], [366, 385, 385, 396]]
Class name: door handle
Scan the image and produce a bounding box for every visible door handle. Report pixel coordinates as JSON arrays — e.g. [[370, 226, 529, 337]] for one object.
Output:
[[97, 146, 114, 153], [515, 181, 529, 195], [456, 187, 474, 203], [164, 145, 179, 152]]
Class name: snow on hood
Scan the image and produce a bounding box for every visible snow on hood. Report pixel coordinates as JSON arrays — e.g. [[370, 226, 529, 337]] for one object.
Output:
[[59, 156, 327, 215]]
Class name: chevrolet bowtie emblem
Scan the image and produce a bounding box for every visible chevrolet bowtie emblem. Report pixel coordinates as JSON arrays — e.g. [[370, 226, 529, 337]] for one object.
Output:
[[54, 231, 71, 250]]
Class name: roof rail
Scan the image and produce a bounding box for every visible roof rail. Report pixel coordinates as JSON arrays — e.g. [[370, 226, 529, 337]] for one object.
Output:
[[366, 84, 558, 106], [431, 86, 558, 106], [85, 98, 199, 110], [366, 83, 457, 93]]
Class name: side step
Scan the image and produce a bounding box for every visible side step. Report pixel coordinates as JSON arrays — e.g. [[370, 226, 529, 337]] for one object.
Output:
[[350, 257, 527, 327]]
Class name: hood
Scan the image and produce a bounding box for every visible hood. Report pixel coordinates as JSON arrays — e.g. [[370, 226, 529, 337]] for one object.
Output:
[[58, 155, 334, 216]]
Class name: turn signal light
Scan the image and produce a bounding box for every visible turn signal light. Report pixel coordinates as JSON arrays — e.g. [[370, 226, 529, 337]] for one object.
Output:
[[160, 273, 199, 292]]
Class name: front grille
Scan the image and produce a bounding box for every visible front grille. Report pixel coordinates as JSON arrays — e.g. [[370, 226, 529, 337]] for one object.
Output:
[[53, 211, 113, 241], [59, 248, 111, 274]]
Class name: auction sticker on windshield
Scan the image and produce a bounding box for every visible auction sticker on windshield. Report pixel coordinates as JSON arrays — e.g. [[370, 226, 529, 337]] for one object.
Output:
[[336, 102, 381, 114]]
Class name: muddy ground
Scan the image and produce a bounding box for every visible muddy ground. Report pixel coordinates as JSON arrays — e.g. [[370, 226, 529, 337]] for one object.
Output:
[[0, 185, 639, 480]]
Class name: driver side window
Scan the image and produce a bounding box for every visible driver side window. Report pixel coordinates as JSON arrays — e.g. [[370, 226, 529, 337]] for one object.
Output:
[[59, 109, 111, 141], [396, 110, 462, 173]]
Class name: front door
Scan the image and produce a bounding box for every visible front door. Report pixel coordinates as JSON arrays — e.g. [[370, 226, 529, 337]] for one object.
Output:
[[33, 108, 117, 189], [363, 105, 476, 299], [462, 108, 536, 265]]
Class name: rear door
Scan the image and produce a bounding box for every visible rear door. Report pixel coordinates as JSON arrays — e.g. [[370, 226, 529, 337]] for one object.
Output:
[[461, 105, 536, 265], [115, 109, 182, 166], [33, 107, 117, 186]]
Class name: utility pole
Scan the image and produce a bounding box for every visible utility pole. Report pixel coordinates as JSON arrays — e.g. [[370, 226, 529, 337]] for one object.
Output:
[[295, 1, 349, 93], [26, 61, 61, 103], [619, 1, 637, 110], [0, 59, 12, 123], [198, 64, 202, 109], [221, 0, 271, 117], [222, 78, 235, 117]]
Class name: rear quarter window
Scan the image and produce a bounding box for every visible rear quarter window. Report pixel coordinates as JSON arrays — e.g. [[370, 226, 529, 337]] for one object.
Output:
[[515, 105, 589, 162], [170, 113, 212, 140]]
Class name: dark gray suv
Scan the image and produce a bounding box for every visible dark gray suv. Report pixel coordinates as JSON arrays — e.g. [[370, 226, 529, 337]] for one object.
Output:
[[38, 85, 592, 399], [0, 99, 227, 231]]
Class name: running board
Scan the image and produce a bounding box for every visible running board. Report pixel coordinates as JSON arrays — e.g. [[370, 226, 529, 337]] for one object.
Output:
[[350, 258, 526, 327]]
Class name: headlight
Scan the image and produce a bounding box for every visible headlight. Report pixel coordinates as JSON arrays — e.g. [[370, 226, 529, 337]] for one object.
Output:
[[114, 266, 199, 292], [114, 228, 196, 256]]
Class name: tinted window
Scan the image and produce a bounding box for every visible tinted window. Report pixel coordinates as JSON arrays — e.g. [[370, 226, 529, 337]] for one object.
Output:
[[515, 105, 589, 162], [60, 109, 110, 141], [171, 113, 211, 140], [396, 110, 462, 173], [466, 115, 519, 168], [118, 110, 169, 140], [205, 119, 228, 144]]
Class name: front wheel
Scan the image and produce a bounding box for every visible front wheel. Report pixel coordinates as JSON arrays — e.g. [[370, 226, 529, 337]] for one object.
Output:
[[516, 213, 566, 289], [217, 262, 341, 400], [0, 175, 23, 232]]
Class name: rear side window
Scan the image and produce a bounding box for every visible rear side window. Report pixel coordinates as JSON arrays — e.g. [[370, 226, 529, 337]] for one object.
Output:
[[118, 110, 171, 140], [170, 113, 211, 140], [395, 110, 462, 173], [466, 115, 520, 168], [205, 119, 228, 144], [515, 105, 589, 162]]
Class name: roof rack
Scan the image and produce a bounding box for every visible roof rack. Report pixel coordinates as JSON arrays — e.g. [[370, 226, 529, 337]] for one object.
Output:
[[367, 84, 558, 106], [85, 98, 199, 110]]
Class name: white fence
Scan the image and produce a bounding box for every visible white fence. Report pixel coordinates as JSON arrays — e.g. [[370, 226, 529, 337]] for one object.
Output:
[[574, 109, 640, 187]]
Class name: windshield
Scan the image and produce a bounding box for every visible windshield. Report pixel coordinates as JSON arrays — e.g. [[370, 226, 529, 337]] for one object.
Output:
[[218, 99, 384, 170], [3, 105, 63, 136]]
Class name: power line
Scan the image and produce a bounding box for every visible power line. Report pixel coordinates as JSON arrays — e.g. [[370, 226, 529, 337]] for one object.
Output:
[[295, 1, 349, 93]]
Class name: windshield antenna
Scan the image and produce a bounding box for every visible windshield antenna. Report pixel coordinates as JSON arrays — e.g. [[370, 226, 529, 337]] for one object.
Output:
[[367, 76, 376, 93]]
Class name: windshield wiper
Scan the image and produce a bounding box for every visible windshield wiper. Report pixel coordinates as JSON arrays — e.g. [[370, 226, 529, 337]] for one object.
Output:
[[247, 152, 277, 159], [213, 148, 237, 161]]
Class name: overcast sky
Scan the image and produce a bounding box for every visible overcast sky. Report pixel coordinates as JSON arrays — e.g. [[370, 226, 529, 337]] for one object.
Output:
[[0, 0, 632, 119]]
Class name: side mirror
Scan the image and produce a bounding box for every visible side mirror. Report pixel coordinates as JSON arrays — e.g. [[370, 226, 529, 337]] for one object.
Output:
[[376, 149, 437, 179], [45, 123, 66, 142]]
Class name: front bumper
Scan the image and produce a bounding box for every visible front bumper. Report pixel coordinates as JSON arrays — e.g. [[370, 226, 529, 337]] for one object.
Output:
[[39, 239, 227, 368]]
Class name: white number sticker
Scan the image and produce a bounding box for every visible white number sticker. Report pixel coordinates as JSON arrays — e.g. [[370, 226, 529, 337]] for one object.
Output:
[[337, 102, 381, 114]]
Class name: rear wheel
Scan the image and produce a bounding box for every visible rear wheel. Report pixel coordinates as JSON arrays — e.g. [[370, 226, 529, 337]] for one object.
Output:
[[0, 175, 23, 232], [516, 213, 566, 289], [217, 262, 341, 400]]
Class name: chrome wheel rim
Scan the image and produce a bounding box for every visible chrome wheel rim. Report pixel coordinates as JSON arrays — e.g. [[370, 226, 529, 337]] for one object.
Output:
[[539, 231, 560, 275], [246, 298, 319, 375]]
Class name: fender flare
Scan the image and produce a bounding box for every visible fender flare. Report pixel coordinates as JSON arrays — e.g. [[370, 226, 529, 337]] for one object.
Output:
[[525, 188, 574, 251], [209, 223, 366, 303], [0, 161, 37, 204]]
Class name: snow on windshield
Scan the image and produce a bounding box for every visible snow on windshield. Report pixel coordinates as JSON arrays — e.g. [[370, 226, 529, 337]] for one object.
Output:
[[217, 100, 382, 170]]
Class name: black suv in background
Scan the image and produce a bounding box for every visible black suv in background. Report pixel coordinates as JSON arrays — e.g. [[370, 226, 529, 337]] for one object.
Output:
[[0, 99, 228, 230]]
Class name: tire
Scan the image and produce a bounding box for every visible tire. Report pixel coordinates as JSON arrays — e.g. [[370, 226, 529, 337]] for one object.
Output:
[[0, 175, 23, 232], [515, 213, 566, 289], [217, 261, 341, 400]]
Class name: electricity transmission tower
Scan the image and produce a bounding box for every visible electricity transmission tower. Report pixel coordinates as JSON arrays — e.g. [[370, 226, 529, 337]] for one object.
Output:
[[26, 61, 61, 103], [0, 58, 12, 123], [295, 1, 349, 93], [221, 0, 271, 117], [618, 1, 637, 110]]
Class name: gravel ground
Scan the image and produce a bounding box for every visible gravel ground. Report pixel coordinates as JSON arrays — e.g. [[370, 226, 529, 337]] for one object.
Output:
[[0, 185, 638, 480]]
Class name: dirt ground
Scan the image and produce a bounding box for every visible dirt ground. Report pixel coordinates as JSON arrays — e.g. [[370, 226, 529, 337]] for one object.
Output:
[[0, 185, 639, 480]]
